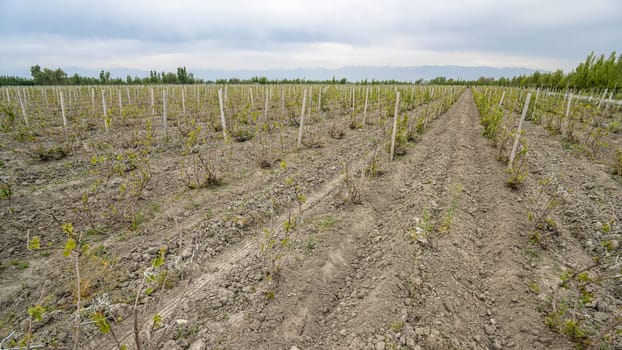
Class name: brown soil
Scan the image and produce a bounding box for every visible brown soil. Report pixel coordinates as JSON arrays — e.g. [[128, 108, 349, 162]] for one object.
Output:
[[2, 88, 621, 350]]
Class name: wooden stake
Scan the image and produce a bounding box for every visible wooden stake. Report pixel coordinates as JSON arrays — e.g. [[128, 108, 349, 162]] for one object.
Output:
[[90, 88, 95, 116], [182, 87, 186, 115], [362, 87, 370, 126], [196, 86, 200, 110], [565, 93, 572, 118], [68, 88, 72, 111], [163, 90, 168, 136], [60, 91, 67, 128], [297, 90, 307, 148], [308, 87, 313, 117], [390, 91, 400, 161], [118, 89, 122, 117], [377, 87, 381, 115], [508, 92, 532, 169], [598, 88, 607, 109], [218, 89, 227, 140], [150, 88, 155, 115], [17, 88, 28, 125], [281, 88, 285, 117], [264, 91, 269, 120], [101, 89, 108, 130], [499, 90, 506, 107]]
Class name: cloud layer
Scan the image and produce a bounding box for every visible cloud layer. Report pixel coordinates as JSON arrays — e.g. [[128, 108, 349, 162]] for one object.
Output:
[[1, 0, 620, 74]]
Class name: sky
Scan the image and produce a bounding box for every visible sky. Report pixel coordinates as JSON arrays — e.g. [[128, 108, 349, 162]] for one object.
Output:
[[0, 0, 621, 76]]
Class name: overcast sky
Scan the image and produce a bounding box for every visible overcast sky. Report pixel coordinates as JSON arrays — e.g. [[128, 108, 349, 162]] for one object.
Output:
[[1, 0, 621, 75]]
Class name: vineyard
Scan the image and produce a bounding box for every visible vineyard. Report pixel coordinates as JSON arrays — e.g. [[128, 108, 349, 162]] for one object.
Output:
[[0, 84, 621, 349]]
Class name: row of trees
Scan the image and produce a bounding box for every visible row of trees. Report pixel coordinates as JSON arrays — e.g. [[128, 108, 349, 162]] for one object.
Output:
[[1, 52, 621, 90], [0, 66, 201, 86], [214, 76, 416, 85], [470, 51, 621, 90]]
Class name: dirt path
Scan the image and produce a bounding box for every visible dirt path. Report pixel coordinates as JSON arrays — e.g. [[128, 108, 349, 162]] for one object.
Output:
[[396, 89, 571, 349]]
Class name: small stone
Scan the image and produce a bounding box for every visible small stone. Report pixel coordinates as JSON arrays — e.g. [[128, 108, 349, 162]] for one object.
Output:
[[350, 338, 364, 349], [109, 303, 131, 319], [594, 312, 609, 323], [415, 327, 430, 336], [416, 237, 429, 246], [442, 301, 452, 314], [340, 329, 348, 336], [492, 341, 503, 350], [181, 247, 193, 259], [162, 340, 182, 350], [188, 339, 206, 350], [375, 341, 386, 350], [485, 325, 496, 335], [290, 346, 300, 350]]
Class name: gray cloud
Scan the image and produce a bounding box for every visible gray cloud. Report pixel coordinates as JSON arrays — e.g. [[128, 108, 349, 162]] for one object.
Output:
[[0, 0, 620, 73]]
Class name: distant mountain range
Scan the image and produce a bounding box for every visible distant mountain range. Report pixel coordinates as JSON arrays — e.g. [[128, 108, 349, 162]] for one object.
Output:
[[4, 65, 539, 82]]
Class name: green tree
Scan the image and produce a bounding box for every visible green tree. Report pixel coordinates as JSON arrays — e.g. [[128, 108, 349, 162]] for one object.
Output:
[[176, 66, 190, 84]]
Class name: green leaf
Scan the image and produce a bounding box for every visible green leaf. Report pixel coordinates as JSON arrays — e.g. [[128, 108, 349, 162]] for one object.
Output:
[[61, 222, 74, 236], [576, 271, 590, 283], [560, 270, 572, 283], [63, 238, 77, 257], [91, 311, 111, 334], [153, 314, 162, 328], [151, 246, 166, 268], [28, 236, 40, 250], [28, 305, 45, 321]]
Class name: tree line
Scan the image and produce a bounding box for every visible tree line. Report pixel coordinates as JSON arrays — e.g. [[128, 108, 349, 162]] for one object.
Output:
[[423, 51, 622, 91], [0, 66, 201, 86], [1, 52, 621, 91]]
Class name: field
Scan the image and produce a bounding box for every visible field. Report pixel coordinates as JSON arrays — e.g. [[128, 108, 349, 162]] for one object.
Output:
[[0, 84, 621, 349]]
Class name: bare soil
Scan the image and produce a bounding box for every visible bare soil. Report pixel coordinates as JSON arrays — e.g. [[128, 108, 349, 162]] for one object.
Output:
[[1, 88, 620, 350]]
